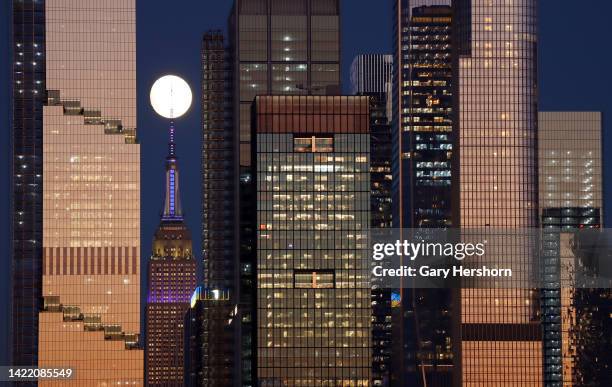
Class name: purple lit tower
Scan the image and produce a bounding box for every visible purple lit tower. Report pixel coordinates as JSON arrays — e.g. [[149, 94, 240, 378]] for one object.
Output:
[[146, 76, 197, 386]]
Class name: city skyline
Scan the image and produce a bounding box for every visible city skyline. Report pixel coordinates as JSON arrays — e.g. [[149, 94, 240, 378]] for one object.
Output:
[[2, 1, 612, 385]]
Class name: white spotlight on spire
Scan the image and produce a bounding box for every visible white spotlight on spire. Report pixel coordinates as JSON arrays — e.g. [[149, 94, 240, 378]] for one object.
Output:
[[150, 75, 192, 119]]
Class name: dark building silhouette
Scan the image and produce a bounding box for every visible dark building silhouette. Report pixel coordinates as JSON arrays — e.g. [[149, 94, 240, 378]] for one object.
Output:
[[198, 29, 238, 387], [367, 92, 394, 386], [146, 124, 197, 386], [184, 287, 235, 387], [11, 1, 46, 373], [391, 2, 455, 385]]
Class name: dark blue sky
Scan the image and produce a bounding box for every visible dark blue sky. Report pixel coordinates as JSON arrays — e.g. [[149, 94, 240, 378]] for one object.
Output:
[[1, 0, 612, 365]]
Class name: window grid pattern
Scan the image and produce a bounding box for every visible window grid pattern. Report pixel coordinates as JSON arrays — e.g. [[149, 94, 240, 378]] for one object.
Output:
[[38, 1, 142, 385], [255, 96, 371, 386], [457, 1, 541, 385]]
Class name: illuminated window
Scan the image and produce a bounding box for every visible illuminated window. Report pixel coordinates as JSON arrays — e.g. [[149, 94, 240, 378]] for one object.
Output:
[[294, 270, 335, 289], [293, 135, 334, 152]]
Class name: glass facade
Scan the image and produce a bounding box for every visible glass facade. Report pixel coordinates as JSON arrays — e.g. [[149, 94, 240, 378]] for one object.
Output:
[[366, 93, 393, 386], [350, 55, 394, 97], [391, 2, 454, 385], [228, 2, 341, 383], [38, 0, 142, 384], [11, 0, 46, 373], [200, 31, 238, 386], [538, 112, 606, 386], [231, 0, 341, 166], [201, 31, 235, 295], [253, 95, 371, 386], [455, 0, 541, 385], [184, 287, 236, 387]]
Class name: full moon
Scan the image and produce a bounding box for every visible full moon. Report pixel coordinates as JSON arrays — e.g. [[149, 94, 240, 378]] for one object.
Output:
[[150, 75, 192, 119]]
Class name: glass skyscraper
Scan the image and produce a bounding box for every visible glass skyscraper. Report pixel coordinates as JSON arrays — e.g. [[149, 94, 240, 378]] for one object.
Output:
[[455, 0, 541, 385], [350, 53, 394, 386], [200, 29, 238, 386], [391, 1, 455, 385], [350, 54, 394, 97], [538, 111, 607, 386], [37, 0, 143, 384], [11, 0, 46, 372], [146, 125, 197, 386], [224, 2, 341, 383], [253, 95, 371, 386]]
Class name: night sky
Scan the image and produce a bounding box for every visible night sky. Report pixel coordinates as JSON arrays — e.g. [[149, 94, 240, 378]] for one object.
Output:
[[1, 0, 612, 365]]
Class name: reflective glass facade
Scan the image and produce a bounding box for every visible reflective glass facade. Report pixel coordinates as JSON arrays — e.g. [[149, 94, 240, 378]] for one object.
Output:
[[38, 0, 142, 384], [253, 96, 371, 386], [231, 0, 341, 166], [350, 55, 394, 97], [228, 2, 341, 383], [538, 112, 605, 386], [455, 0, 541, 385]]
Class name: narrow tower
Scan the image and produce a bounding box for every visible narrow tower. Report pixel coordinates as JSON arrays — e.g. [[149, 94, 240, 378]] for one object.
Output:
[[146, 121, 197, 386]]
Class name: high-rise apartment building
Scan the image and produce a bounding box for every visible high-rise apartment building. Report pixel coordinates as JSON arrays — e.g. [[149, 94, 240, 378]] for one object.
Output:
[[37, 0, 143, 384], [391, 2, 455, 385], [202, 31, 235, 293], [200, 30, 239, 386], [455, 0, 541, 385], [538, 112, 608, 386], [253, 95, 371, 386], [146, 125, 197, 386], [11, 0, 46, 371]]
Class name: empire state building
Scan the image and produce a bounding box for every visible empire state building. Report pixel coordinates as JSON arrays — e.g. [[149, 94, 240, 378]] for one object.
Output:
[[146, 124, 197, 386]]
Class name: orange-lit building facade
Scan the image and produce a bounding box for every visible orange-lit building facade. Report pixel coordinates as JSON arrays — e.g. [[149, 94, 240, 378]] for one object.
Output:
[[38, 0, 143, 385], [455, 0, 542, 385], [538, 112, 604, 386], [253, 95, 372, 386]]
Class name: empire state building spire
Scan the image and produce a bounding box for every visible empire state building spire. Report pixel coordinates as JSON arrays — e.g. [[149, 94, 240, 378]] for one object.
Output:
[[162, 122, 183, 220]]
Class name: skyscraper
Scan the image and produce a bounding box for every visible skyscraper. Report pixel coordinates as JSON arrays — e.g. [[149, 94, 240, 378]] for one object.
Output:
[[538, 111, 608, 386], [350, 54, 394, 96], [146, 124, 197, 386], [455, 0, 541, 385], [224, 1, 341, 383], [391, 1, 455, 385], [367, 92, 394, 387], [37, 0, 143, 384], [253, 95, 371, 386], [350, 54, 394, 386], [184, 287, 235, 387], [230, 0, 341, 166], [11, 0, 46, 371], [200, 30, 239, 386], [201, 30, 235, 297]]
